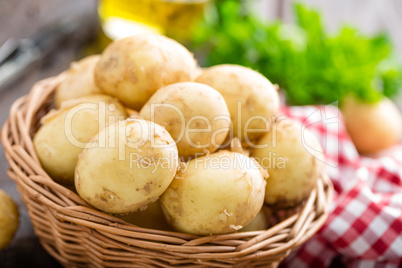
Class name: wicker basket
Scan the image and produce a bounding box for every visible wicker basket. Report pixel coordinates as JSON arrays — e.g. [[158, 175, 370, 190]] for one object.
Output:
[[1, 74, 334, 268]]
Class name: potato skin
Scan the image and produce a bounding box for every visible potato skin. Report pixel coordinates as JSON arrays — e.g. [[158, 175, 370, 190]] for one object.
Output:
[[160, 151, 266, 235], [0, 189, 19, 250], [55, 55, 102, 108], [117, 200, 173, 231], [252, 119, 324, 207], [58, 94, 124, 109], [196, 64, 280, 143], [33, 96, 127, 185], [140, 82, 230, 159], [240, 207, 269, 232], [95, 34, 197, 110], [75, 119, 179, 214]]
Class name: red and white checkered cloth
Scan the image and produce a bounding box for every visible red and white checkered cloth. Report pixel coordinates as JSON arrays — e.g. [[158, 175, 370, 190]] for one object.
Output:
[[279, 104, 402, 268]]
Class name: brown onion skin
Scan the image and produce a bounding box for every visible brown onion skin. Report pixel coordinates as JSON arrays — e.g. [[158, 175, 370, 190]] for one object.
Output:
[[341, 96, 402, 155]]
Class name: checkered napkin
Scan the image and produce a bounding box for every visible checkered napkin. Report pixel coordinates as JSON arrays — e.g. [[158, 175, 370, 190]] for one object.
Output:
[[278, 104, 402, 268]]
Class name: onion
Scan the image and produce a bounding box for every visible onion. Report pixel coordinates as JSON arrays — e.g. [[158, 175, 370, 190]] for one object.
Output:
[[341, 96, 402, 155]]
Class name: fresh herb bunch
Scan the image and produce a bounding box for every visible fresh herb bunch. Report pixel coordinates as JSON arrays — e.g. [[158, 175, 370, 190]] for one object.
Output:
[[190, 0, 402, 105]]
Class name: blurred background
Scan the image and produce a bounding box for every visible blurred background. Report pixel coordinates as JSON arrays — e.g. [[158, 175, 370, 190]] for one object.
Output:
[[2, 0, 401, 107], [0, 0, 401, 267]]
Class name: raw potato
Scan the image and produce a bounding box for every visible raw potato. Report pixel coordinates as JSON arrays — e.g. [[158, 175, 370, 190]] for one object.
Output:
[[125, 107, 142, 119], [240, 207, 270, 232], [0, 189, 19, 250], [118, 200, 173, 231], [95, 34, 197, 110], [140, 82, 231, 159], [75, 119, 179, 214], [252, 119, 325, 207], [341, 96, 402, 155], [59, 94, 123, 109], [34, 96, 127, 185], [196, 64, 280, 143], [160, 151, 267, 235], [55, 55, 102, 108]]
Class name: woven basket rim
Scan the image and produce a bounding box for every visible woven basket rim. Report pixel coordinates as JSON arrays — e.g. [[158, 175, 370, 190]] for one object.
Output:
[[1, 73, 334, 267]]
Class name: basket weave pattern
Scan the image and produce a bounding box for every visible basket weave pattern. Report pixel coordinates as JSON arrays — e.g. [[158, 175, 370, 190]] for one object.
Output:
[[1, 75, 334, 268]]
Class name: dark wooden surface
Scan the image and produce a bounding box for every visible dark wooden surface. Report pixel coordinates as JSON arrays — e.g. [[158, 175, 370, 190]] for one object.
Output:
[[0, 0, 98, 267], [0, 56, 75, 268]]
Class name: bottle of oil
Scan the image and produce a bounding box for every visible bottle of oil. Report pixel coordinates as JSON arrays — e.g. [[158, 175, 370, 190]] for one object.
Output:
[[98, 0, 209, 42]]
